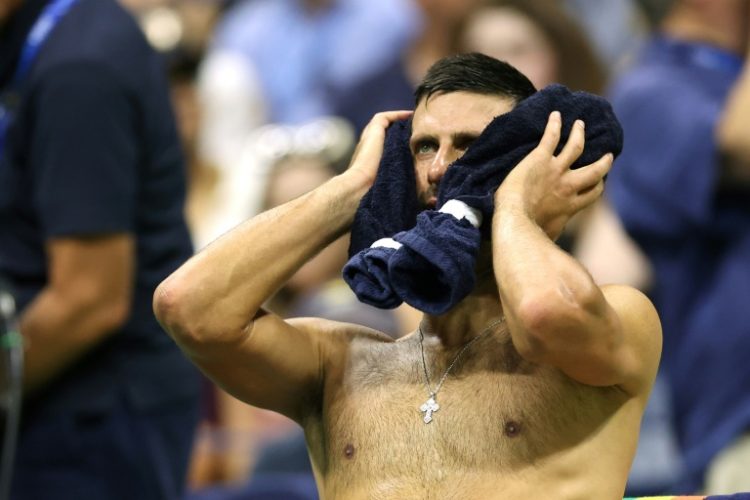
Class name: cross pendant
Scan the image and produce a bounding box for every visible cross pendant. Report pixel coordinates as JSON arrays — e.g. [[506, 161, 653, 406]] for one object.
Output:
[[419, 396, 440, 424]]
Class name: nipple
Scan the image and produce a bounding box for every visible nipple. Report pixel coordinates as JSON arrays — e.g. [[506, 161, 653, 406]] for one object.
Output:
[[504, 420, 522, 438], [344, 443, 356, 459]]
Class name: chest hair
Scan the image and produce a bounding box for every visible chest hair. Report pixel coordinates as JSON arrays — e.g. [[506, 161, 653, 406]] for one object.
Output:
[[306, 330, 626, 489]]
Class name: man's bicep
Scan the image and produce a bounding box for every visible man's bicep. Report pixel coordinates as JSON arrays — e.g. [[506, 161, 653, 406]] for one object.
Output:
[[184, 313, 329, 423]]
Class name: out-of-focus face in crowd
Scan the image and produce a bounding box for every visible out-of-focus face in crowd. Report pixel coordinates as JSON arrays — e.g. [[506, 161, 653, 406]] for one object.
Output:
[[461, 6, 557, 90], [264, 156, 348, 294], [414, 0, 481, 23]]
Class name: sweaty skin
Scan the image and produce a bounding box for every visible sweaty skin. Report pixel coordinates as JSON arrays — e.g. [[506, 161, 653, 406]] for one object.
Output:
[[154, 93, 661, 499], [312, 319, 640, 499]]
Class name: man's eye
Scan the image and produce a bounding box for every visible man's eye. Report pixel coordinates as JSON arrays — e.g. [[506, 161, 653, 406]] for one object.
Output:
[[417, 143, 436, 154]]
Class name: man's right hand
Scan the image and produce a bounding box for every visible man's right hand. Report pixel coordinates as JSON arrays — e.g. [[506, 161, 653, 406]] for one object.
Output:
[[153, 109, 411, 423], [346, 110, 412, 188]]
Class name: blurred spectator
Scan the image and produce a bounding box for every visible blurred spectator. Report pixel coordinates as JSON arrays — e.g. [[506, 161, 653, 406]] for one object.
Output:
[[197, 0, 420, 176], [332, 0, 481, 134], [261, 152, 400, 337], [589, 0, 750, 493], [633, 0, 679, 30], [141, 4, 238, 489], [561, 0, 650, 73], [191, 0, 420, 249], [459, 0, 607, 95], [0, 276, 22, 500], [151, 2, 226, 251], [574, 200, 653, 291], [0, 0, 200, 498]]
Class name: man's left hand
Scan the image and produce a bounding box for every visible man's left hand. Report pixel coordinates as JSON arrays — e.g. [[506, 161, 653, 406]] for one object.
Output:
[[495, 111, 613, 239]]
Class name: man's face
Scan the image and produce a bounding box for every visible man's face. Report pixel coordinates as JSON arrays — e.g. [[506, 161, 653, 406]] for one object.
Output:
[[410, 91, 514, 208]]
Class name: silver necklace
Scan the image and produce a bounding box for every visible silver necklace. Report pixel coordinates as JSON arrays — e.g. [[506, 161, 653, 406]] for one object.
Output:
[[418, 317, 504, 424]]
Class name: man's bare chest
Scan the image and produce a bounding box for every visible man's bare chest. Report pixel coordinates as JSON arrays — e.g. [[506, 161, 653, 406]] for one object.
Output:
[[307, 335, 623, 479]]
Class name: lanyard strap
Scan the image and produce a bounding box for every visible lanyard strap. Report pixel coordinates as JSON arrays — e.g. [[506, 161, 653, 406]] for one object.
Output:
[[0, 0, 79, 154], [12, 0, 79, 85]]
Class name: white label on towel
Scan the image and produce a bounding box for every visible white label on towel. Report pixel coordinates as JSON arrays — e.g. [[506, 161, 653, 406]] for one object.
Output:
[[370, 238, 403, 250], [439, 199, 483, 228]]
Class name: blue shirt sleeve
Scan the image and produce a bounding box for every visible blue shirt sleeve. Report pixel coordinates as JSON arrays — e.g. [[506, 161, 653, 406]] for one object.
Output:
[[606, 70, 721, 239], [28, 62, 138, 238]]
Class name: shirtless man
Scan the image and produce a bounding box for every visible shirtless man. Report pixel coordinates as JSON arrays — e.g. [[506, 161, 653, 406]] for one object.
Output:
[[154, 54, 662, 499]]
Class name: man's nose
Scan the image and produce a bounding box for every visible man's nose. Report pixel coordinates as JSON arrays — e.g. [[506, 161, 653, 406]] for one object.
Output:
[[427, 150, 451, 184]]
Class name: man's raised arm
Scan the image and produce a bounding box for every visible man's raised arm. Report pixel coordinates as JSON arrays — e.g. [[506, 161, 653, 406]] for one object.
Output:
[[153, 111, 412, 422], [492, 112, 661, 398]]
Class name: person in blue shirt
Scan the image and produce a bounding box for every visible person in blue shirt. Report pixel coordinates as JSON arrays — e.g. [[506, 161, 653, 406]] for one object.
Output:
[[604, 0, 750, 493], [0, 0, 200, 498], [197, 0, 419, 179]]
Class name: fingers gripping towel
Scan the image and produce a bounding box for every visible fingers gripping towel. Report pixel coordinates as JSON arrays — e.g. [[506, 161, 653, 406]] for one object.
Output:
[[344, 118, 417, 308], [437, 83, 624, 220], [343, 84, 624, 313], [348, 118, 419, 255]]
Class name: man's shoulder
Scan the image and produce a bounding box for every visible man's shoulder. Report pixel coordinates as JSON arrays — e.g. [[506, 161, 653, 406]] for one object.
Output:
[[284, 316, 403, 379], [61, 0, 150, 57], [33, 0, 156, 89], [601, 284, 657, 315], [287, 279, 401, 337], [287, 316, 398, 346], [601, 284, 662, 398], [601, 284, 661, 342]]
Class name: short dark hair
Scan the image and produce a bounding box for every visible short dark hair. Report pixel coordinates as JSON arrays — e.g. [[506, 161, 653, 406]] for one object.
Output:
[[414, 52, 537, 106]]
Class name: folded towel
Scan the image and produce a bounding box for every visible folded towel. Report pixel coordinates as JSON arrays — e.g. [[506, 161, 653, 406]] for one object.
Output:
[[389, 208, 482, 313], [344, 118, 416, 309], [343, 244, 401, 309], [343, 84, 623, 313]]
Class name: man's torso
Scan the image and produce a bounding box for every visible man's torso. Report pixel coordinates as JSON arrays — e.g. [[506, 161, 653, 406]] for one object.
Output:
[[304, 323, 644, 499]]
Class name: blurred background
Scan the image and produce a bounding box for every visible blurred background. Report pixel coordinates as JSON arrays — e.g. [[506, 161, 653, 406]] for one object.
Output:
[[3, 0, 750, 498]]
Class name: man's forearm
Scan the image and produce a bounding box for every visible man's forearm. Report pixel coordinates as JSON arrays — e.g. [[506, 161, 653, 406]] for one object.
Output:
[[492, 199, 605, 354], [154, 171, 370, 348], [20, 235, 133, 394], [20, 288, 128, 393]]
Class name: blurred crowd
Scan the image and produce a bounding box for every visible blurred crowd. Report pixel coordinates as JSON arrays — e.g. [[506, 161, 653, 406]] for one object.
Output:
[[3, 0, 750, 498]]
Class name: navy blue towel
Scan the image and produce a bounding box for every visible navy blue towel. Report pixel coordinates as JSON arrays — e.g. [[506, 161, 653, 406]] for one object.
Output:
[[348, 118, 418, 255], [437, 84, 623, 220], [343, 84, 623, 314]]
